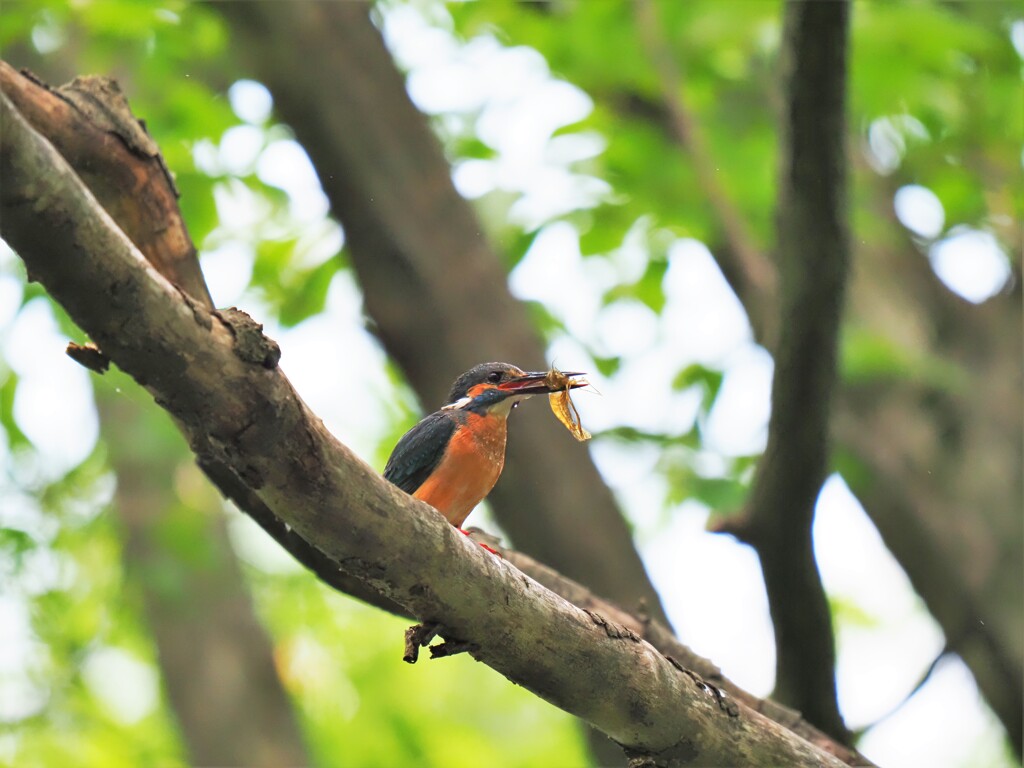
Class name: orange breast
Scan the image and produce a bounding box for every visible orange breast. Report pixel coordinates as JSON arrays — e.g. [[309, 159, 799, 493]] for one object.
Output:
[[413, 412, 508, 527]]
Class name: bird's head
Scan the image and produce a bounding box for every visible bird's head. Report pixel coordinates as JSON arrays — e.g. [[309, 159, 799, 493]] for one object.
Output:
[[443, 362, 586, 415]]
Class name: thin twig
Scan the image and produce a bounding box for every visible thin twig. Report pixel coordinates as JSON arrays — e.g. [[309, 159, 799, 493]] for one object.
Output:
[[633, 0, 776, 341], [403, 622, 441, 664]]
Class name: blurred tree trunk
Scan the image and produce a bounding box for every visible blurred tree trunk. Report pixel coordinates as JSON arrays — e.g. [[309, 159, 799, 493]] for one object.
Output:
[[626, 2, 1022, 750], [99, 388, 309, 768], [216, 1, 670, 632], [737, 0, 850, 740]]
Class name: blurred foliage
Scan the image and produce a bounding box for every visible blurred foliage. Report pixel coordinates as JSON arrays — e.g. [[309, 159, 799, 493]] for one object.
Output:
[[246, 557, 586, 768], [0, 0, 1020, 765], [1, 438, 186, 768]]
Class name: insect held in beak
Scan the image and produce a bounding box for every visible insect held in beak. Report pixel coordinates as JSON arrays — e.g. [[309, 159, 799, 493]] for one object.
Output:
[[544, 366, 591, 442]]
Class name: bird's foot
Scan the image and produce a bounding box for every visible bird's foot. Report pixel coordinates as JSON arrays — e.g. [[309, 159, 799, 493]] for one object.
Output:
[[457, 527, 501, 557]]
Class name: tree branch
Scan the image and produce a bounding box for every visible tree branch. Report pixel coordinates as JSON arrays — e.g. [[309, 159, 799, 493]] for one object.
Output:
[[477, 2, 1021, 751], [0, 60, 212, 307], [1, 61, 310, 765], [469, 530, 873, 767], [0, 59, 411, 623], [1, 89, 849, 768], [628, 0, 851, 740], [598, 4, 1020, 750]]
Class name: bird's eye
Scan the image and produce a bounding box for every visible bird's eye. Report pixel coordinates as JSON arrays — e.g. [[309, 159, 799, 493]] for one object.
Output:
[[487, 371, 502, 383]]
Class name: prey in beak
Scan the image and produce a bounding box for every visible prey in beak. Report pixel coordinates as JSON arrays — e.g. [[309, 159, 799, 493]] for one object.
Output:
[[496, 370, 588, 397]]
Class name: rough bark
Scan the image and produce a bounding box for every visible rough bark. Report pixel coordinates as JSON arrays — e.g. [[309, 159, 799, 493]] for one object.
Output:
[[1, 88, 851, 768], [469, 529, 874, 767], [0, 61, 211, 306]]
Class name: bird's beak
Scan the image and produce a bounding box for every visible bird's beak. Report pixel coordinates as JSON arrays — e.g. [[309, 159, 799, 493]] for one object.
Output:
[[496, 370, 588, 397]]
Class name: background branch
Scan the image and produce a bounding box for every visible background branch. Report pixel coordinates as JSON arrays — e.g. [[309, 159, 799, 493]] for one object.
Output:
[[737, 0, 851, 741], [633, 0, 776, 343], [607, 2, 1020, 750]]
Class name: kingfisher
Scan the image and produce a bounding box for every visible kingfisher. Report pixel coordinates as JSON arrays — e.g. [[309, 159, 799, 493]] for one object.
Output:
[[384, 362, 586, 535]]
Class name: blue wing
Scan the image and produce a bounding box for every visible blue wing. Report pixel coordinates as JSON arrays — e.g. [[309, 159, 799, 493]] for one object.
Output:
[[383, 411, 457, 495]]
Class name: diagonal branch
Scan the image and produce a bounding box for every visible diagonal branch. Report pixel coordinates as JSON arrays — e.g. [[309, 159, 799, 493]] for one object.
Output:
[[470, 529, 873, 766], [0, 59, 409, 622], [514, 2, 1019, 751], [1, 88, 849, 768], [0, 61, 212, 307], [0, 61, 310, 765]]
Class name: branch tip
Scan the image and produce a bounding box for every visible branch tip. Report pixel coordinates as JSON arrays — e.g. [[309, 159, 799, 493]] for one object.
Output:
[[403, 622, 440, 664], [428, 639, 479, 660], [215, 307, 281, 369], [66, 341, 110, 374]]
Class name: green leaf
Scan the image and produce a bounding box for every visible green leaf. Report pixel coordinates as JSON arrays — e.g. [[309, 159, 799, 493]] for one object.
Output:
[[691, 475, 748, 515], [591, 354, 621, 377], [278, 258, 340, 328], [0, 371, 30, 449], [672, 363, 725, 413], [0, 527, 37, 572], [829, 594, 881, 630]]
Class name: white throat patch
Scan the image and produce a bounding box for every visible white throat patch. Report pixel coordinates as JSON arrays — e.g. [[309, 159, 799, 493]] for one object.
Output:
[[440, 393, 529, 414]]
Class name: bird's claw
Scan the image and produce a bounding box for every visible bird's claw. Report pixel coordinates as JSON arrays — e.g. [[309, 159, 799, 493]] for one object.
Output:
[[458, 528, 502, 557]]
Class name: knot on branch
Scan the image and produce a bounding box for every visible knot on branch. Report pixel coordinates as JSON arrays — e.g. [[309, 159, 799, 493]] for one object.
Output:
[[666, 656, 740, 718], [216, 307, 281, 369], [706, 510, 761, 546], [176, 285, 213, 329], [66, 341, 109, 374], [587, 610, 642, 642], [59, 75, 160, 160], [403, 622, 478, 664]]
